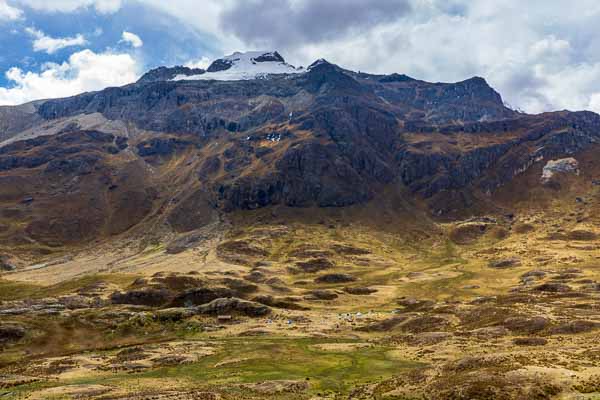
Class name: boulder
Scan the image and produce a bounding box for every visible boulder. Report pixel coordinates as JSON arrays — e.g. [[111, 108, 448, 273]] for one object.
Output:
[[295, 258, 334, 273], [110, 288, 172, 307], [303, 290, 338, 301], [550, 320, 598, 335], [503, 316, 549, 334], [244, 271, 267, 283], [344, 286, 378, 295], [489, 258, 521, 269], [0, 324, 26, 343], [513, 337, 547, 346], [155, 307, 195, 322], [534, 283, 572, 293], [0, 255, 16, 271], [171, 287, 235, 307], [314, 273, 356, 284], [196, 297, 271, 317]]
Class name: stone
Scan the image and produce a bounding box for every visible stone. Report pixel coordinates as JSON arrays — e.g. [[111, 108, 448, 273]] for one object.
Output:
[[0, 324, 26, 343], [0, 255, 16, 271], [304, 290, 338, 301], [314, 273, 356, 284], [196, 297, 271, 317], [489, 258, 521, 269]]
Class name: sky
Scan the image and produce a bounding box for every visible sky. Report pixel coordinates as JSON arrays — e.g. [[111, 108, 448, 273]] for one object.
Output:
[[1, 0, 600, 114]]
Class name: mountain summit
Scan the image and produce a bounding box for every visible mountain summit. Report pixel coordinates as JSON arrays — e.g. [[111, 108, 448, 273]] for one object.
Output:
[[138, 51, 303, 83]]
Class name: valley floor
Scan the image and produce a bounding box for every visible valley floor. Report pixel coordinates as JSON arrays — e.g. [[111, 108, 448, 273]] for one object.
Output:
[[1, 206, 600, 399]]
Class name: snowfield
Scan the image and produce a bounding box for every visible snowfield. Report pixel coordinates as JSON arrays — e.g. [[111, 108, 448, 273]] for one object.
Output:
[[172, 51, 305, 81]]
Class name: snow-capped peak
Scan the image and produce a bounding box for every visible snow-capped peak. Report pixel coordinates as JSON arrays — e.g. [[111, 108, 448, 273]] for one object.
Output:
[[172, 51, 304, 81], [307, 58, 330, 70]]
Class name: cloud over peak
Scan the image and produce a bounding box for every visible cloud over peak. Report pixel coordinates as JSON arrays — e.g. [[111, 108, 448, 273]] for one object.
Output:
[[220, 0, 412, 49]]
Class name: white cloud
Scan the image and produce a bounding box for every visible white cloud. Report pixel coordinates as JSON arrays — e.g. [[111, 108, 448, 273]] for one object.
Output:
[[0, 0, 23, 20], [184, 56, 210, 70], [25, 27, 88, 54], [0, 49, 140, 105], [121, 31, 143, 48], [15, 0, 122, 14], [197, 0, 600, 115]]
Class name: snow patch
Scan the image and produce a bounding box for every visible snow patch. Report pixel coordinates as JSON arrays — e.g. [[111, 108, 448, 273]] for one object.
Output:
[[172, 51, 304, 82]]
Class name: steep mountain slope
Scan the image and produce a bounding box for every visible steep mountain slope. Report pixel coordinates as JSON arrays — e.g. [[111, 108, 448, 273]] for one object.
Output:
[[0, 51, 598, 252]]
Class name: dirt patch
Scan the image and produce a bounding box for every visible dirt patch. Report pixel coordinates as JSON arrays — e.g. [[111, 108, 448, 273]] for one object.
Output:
[[311, 342, 372, 352]]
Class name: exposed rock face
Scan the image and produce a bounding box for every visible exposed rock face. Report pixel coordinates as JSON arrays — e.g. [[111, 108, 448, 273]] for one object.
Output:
[[541, 158, 579, 183], [206, 58, 234, 73], [137, 66, 206, 83], [0, 324, 26, 344], [110, 288, 173, 307]]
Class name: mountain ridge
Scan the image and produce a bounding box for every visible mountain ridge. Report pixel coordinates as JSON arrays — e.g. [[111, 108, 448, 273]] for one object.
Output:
[[0, 50, 598, 251]]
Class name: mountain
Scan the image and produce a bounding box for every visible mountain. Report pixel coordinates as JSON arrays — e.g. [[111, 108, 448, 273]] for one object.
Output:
[[1, 51, 600, 399], [0, 51, 598, 250]]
